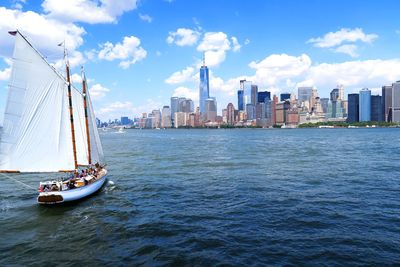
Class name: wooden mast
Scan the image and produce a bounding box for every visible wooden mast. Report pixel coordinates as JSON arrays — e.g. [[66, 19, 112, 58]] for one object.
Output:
[[65, 48, 78, 170], [81, 67, 92, 165]]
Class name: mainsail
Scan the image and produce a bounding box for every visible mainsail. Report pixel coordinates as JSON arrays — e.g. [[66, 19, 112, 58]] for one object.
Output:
[[0, 31, 103, 172]]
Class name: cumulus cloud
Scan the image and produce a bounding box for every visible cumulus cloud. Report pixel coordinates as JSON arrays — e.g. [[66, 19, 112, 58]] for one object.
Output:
[[98, 36, 147, 69], [0, 7, 85, 58], [172, 86, 198, 101], [231, 37, 241, 52], [334, 44, 358, 57], [42, 0, 137, 24], [307, 28, 378, 57], [307, 28, 378, 48], [89, 83, 110, 99], [97, 99, 163, 120], [165, 66, 194, 84], [139, 13, 153, 23], [196, 32, 232, 67], [166, 28, 200, 46]]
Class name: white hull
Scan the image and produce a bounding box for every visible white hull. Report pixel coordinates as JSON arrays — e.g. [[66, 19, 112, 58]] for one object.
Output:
[[38, 170, 107, 204]]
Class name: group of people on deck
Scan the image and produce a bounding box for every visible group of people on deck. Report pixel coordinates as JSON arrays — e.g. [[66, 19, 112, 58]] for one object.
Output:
[[67, 163, 102, 189], [39, 163, 103, 192]]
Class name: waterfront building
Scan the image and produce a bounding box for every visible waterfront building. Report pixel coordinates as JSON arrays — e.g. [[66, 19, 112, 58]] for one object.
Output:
[[258, 91, 271, 103], [286, 109, 299, 127], [161, 106, 172, 128], [255, 102, 265, 120], [280, 93, 291, 102], [265, 100, 272, 124], [347, 94, 359, 123], [237, 89, 244, 111], [251, 85, 258, 105], [205, 98, 217, 122], [310, 88, 318, 110], [227, 103, 235, 125], [337, 84, 345, 100], [121, 116, 130, 125], [246, 104, 255, 120], [242, 80, 252, 107], [174, 112, 187, 128], [272, 95, 278, 125], [199, 56, 210, 115], [320, 98, 329, 113], [151, 109, 161, 128], [179, 98, 194, 113], [188, 113, 196, 127], [382, 85, 392, 122], [298, 87, 313, 104], [392, 81, 400, 122], [359, 88, 371, 122], [170, 97, 179, 126], [371, 95, 383, 122]]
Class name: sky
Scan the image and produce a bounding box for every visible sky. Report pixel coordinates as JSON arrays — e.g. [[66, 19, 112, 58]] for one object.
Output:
[[0, 0, 400, 121]]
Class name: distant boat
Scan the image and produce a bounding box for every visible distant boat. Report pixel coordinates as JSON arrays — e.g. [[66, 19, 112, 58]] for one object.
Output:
[[117, 127, 126, 133], [0, 31, 107, 204]]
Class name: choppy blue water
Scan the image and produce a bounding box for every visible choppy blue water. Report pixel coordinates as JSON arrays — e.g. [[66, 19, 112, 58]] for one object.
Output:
[[1, 128, 400, 265]]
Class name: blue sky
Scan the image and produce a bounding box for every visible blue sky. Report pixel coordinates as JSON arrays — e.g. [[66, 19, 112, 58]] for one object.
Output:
[[0, 0, 400, 121]]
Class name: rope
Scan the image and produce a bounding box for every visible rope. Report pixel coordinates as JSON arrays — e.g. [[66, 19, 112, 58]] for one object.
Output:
[[0, 172, 36, 191]]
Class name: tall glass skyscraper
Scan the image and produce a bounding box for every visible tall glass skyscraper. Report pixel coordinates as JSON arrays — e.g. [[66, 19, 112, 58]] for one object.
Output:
[[199, 60, 210, 114], [392, 81, 400, 122], [242, 80, 252, 106], [347, 93, 359, 122], [237, 90, 244, 111], [371, 95, 383, 122], [359, 88, 371, 122]]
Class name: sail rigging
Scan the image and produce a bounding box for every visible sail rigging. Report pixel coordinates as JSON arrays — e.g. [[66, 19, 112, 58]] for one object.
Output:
[[0, 31, 103, 172]]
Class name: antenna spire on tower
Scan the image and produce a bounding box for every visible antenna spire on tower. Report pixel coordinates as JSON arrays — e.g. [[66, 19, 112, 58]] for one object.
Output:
[[202, 52, 205, 67]]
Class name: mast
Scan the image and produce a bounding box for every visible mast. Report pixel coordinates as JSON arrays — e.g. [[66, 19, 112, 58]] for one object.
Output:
[[65, 47, 78, 170], [81, 67, 92, 165]]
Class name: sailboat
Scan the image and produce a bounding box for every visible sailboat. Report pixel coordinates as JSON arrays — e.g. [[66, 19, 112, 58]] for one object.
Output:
[[0, 30, 107, 204]]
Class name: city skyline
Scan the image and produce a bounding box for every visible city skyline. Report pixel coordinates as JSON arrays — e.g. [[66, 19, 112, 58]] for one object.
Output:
[[0, 0, 400, 121]]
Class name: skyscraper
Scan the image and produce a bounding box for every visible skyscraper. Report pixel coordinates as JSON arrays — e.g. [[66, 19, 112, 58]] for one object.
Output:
[[280, 93, 291, 102], [205, 98, 217, 122], [170, 97, 179, 124], [161, 106, 171, 128], [237, 90, 244, 111], [251, 85, 258, 105], [359, 88, 371, 122], [392, 81, 400, 122], [347, 94, 359, 122], [298, 87, 313, 103], [199, 55, 210, 114], [242, 80, 252, 107], [337, 84, 345, 100], [226, 103, 235, 125], [258, 91, 271, 103], [382, 85, 392, 122], [371, 95, 382, 122]]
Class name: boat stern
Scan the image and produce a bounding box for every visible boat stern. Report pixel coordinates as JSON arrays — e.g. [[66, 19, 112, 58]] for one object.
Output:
[[37, 193, 64, 204]]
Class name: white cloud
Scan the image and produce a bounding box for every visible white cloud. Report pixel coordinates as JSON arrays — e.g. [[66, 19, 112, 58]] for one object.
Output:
[[197, 32, 231, 51], [0, 57, 11, 81], [244, 38, 250, 45], [249, 53, 311, 86], [98, 36, 147, 69], [0, 7, 85, 59], [97, 101, 136, 120], [307, 28, 378, 48], [334, 44, 358, 57], [90, 83, 110, 99], [196, 32, 232, 67], [139, 13, 153, 23], [231, 37, 241, 52], [42, 0, 137, 24], [172, 86, 198, 101], [166, 28, 200, 46], [165, 66, 194, 84]]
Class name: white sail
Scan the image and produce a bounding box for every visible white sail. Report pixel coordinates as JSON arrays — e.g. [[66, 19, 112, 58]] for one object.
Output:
[[0, 32, 75, 172], [71, 87, 89, 166], [86, 88, 104, 164]]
